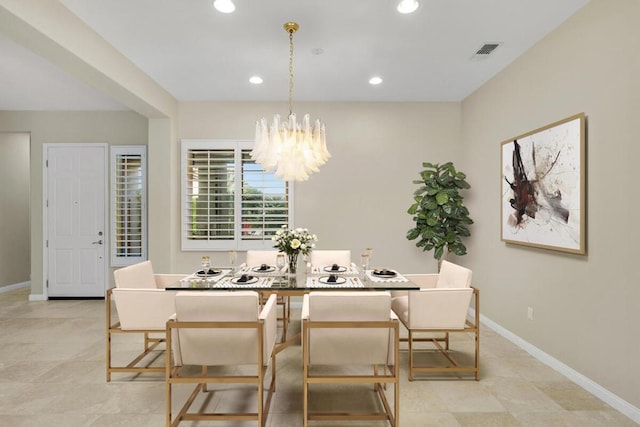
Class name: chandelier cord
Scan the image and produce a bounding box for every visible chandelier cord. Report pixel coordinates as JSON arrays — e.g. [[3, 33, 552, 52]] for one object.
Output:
[[288, 27, 294, 116]]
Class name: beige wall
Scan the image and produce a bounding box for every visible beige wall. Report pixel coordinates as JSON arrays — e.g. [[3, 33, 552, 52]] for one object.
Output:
[[460, 0, 639, 409], [0, 111, 148, 296], [0, 132, 30, 288], [172, 101, 462, 273]]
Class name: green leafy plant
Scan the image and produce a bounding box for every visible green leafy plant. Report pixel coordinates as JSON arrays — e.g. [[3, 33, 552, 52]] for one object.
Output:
[[407, 162, 473, 260]]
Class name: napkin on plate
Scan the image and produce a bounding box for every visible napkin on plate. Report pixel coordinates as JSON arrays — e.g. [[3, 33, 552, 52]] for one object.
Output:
[[373, 269, 396, 277], [237, 274, 254, 283], [197, 268, 220, 276]]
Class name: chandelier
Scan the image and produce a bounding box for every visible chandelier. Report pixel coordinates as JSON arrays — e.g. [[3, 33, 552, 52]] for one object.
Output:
[[252, 22, 330, 182]]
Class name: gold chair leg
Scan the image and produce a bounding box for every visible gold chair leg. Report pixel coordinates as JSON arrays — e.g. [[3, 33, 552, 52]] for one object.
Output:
[[165, 330, 172, 427], [408, 329, 414, 381], [202, 366, 208, 392], [302, 320, 309, 427], [106, 288, 113, 382], [475, 288, 480, 381], [282, 297, 288, 341]]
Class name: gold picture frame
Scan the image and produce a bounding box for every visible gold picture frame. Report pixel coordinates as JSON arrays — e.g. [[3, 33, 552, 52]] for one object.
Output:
[[501, 113, 586, 254]]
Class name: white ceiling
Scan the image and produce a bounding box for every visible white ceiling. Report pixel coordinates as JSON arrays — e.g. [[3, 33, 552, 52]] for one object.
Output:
[[1, 0, 590, 111]]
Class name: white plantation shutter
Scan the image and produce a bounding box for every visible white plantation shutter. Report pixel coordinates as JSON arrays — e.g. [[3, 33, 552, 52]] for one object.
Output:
[[184, 146, 235, 242], [240, 150, 289, 240], [181, 140, 291, 250], [111, 146, 147, 266]]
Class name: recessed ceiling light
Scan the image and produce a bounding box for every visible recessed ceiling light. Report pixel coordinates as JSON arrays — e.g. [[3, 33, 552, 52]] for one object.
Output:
[[397, 0, 419, 14], [369, 76, 383, 85], [249, 76, 263, 85], [213, 0, 235, 14]]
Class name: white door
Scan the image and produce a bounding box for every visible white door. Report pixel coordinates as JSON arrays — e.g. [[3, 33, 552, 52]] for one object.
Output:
[[46, 144, 106, 297]]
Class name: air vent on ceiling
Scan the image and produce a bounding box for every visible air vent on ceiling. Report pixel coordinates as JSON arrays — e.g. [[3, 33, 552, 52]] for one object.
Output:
[[471, 43, 501, 60]]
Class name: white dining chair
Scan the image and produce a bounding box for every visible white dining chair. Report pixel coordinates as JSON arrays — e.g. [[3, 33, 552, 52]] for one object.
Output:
[[107, 260, 186, 381], [243, 250, 290, 340], [309, 250, 352, 270], [391, 260, 479, 380], [302, 291, 400, 427], [166, 291, 278, 427]]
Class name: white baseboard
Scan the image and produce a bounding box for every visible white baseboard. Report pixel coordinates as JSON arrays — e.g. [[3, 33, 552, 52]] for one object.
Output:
[[470, 307, 640, 424], [0, 281, 30, 294], [28, 293, 47, 301]]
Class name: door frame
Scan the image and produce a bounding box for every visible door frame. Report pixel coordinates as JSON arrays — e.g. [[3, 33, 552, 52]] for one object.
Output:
[[42, 142, 109, 299]]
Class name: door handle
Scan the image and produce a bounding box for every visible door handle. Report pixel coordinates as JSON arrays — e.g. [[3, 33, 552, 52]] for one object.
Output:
[[92, 240, 103, 245]]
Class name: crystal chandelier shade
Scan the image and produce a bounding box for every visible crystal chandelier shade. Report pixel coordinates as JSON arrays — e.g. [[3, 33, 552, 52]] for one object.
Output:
[[252, 22, 330, 182]]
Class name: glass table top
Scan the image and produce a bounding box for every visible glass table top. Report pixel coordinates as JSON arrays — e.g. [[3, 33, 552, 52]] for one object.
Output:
[[166, 268, 419, 292]]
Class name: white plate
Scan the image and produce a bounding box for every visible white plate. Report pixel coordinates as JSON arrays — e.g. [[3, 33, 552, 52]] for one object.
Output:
[[196, 269, 221, 277], [231, 276, 259, 285], [318, 276, 347, 284], [323, 265, 347, 273], [251, 265, 275, 273], [372, 270, 397, 278]]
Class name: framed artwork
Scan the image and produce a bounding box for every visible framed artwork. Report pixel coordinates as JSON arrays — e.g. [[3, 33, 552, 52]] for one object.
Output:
[[501, 113, 586, 254]]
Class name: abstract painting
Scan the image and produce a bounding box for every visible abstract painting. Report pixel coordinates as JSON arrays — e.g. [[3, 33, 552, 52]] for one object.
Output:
[[501, 113, 586, 254]]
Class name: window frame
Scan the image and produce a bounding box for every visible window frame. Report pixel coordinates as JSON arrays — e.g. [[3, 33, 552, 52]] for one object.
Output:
[[181, 139, 293, 251], [110, 145, 147, 267]]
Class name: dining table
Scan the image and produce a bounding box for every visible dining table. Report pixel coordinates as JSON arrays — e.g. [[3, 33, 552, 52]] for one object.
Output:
[[165, 265, 419, 293], [165, 264, 419, 352]]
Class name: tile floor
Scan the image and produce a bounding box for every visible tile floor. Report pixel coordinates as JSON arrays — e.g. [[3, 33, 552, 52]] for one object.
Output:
[[0, 287, 635, 426]]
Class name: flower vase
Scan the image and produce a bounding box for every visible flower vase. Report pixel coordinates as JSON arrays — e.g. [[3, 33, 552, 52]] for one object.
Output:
[[287, 252, 299, 276]]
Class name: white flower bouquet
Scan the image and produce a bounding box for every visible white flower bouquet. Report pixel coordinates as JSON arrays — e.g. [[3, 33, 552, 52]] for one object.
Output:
[[272, 225, 317, 273], [272, 225, 317, 256]]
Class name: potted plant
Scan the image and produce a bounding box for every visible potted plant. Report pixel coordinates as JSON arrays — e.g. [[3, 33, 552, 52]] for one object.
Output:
[[406, 162, 473, 262]]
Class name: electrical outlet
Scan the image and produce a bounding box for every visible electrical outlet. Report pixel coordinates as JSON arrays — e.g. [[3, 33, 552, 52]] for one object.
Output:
[[527, 307, 534, 320]]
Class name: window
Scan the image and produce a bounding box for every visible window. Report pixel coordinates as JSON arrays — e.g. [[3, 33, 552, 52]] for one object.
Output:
[[181, 140, 291, 250], [110, 146, 147, 266]]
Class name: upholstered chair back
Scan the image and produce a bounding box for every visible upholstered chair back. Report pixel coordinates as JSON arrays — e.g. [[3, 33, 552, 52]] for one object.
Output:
[[304, 291, 393, 365], [172, 291, 277, 367], [114, 260, 157, 289], [407, 288, 473, 329], [309, 250, 351, 268], [112, 288, 176, 330], [437, 260, 472, 288], [245, 250, 280, 267], [390, 273, 438, 299], [404, 273, 438, 289]]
